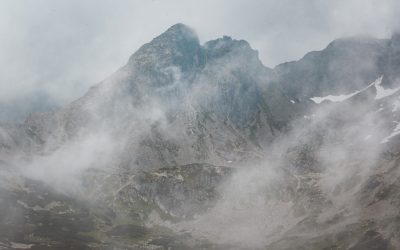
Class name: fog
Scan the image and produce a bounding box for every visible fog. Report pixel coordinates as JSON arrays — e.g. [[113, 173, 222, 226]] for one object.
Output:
[[171, 83, 390, 247], [1, 1, 400, 249]]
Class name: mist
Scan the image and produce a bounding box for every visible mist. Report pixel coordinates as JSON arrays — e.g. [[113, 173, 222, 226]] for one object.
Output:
[[1, 1, 400, 249], [172, 82, 390, 247]]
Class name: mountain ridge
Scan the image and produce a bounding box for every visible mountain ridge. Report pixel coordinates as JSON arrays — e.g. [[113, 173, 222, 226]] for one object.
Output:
[[2, 23, 400, 249]]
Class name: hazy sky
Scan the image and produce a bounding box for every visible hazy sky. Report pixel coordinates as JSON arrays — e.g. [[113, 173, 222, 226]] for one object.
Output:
[[1, 0, 400, 104]]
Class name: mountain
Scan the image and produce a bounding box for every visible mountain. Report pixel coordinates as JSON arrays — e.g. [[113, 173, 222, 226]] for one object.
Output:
[[1, 24, 400, 249], [271, 33, 400, 102], [8, 23, 297, 169]]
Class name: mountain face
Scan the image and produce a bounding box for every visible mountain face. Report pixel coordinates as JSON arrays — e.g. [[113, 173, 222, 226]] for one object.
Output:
[[2, 24, 400, 249], [272, 33, 400, 102], [11, 24, 294, 169], [272, 37, 387, 101]]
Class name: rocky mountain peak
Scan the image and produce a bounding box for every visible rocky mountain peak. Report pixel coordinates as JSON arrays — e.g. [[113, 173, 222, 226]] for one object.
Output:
[[160, 23, 199, 42], [203, 35, 260, 65], [127, 23, 204, 73], [273, 36, 388, 100]]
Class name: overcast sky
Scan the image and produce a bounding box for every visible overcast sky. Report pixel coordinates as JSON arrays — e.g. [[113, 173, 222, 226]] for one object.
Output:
[[1, 0, 400, 104]]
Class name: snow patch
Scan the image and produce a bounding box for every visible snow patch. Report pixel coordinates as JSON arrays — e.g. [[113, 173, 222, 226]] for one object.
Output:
[[290, 100, 295, 104], [310, 76, 383, 104], [374, 76, 400, 100], [10, 242, 34, 249], [310, 92, 359, 104], [153, 172, 168, 178]]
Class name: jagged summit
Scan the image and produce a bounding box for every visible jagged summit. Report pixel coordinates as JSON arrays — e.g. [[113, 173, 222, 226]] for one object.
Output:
[[149, 23, 200, 48], [204, 35, 258, 61], [127, 23, 203, 73], [125, 23, 268, 82], [162, 23, 198, 40]]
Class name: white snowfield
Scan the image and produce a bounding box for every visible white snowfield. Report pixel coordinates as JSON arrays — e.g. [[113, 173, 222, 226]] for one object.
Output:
[[374, 76, 400, 100], [310, 92, 359, 104], [310, 76, 400, 104]]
